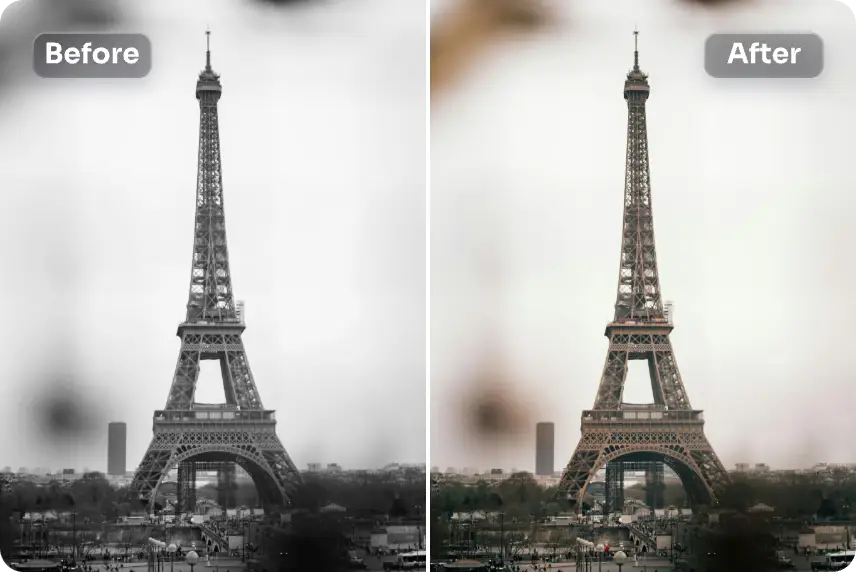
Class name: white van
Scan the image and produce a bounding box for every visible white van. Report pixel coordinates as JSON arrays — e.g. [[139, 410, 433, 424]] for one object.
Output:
[[818, 550, 855, 570]]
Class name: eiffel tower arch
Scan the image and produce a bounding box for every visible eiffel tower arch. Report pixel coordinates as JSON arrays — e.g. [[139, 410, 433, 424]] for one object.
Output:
[[128, 32, 302, 513], [557, 32, 729, 513]]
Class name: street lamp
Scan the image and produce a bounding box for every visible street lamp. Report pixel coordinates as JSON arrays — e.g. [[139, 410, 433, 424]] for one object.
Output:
[[70, 509, 77, 562], [186, 550, 199, 572], [166, 543, 177, 572], [671, 520, 677, 560], [595, 543, 604, 572], [499, 511, 505, 563], [614, 550, 627, 572]]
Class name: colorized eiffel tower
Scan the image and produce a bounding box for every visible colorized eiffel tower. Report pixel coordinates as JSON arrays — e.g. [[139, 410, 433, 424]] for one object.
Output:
[[128, 32, 302, 513], [557, 32, 729, 512]]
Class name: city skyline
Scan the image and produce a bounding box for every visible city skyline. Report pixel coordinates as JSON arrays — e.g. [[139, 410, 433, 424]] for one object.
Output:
[[0, 0, 426, 473], [3, 426, 428, 476], [3, 459, 427, 475], [430, 0, 856, 472]]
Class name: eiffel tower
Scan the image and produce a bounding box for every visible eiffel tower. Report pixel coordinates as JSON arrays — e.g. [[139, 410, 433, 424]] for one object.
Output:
[[557, 32, 729, 512], [128, 32, 302, 512]]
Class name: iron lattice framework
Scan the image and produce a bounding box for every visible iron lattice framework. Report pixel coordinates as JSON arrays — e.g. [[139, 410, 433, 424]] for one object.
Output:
[[216, 462, 237, 510], [128, 33, 302, 512], [557, 33, 729, 511], [604, 462, 624, 514], [603, 461, 665, 514], [177, 461, 197, 514], [644, 461, 665, 509]]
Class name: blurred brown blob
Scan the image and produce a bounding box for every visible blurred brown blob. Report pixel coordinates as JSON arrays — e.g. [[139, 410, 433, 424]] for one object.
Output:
[[431, 0, 756, 101], [460, 358, 530, 440], [681, 0, 749, 6], [431, 0, 552, 100]]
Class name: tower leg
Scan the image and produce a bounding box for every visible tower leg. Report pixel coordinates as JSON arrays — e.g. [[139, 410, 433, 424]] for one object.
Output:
[[605, 462, 625, 515], [178, 461, 197, 515], [128, 428, 301, 514], [558, 429, 728, 512], [645, 462, 664, 509], [217, 463, 236, 510]]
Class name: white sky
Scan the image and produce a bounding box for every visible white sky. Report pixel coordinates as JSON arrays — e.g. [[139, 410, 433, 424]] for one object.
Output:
[[0, 0, 426, 472], [431, 0, 856, 473]]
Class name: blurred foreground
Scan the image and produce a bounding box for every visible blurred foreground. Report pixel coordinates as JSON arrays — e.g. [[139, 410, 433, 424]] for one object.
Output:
[[1, 470, 426, 571]]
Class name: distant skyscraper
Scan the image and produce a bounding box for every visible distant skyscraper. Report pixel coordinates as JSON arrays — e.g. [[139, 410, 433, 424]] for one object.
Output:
[[536, 422, 555, 476], [108, 422, 127, 476]]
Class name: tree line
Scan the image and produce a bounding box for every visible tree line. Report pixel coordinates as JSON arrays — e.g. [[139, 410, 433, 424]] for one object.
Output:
[[432, 470, 856, 522], [2, 470, 426, 561]]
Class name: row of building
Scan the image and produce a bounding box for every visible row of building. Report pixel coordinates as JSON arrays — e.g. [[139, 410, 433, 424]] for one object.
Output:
[[3, 461, 426, 489]]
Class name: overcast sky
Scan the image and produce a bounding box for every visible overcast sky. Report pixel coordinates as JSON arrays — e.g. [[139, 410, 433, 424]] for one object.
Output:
[[0, 0, 426, 473], [431, 0, 856, 473]]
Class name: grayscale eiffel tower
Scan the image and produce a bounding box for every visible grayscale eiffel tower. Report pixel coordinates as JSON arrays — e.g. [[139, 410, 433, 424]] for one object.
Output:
[[556, 32, 729, 512], [127, 32, 302, 513]]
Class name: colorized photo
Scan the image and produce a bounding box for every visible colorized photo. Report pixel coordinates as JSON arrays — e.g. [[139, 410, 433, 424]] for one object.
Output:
[[430, 0, 856, 570]]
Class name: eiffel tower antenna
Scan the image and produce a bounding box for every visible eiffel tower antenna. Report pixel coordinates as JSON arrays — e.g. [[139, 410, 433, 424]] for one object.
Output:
[[557, 41, 729, 517], [205, 27, 212, 71], [127, 38, 301, 514], [633, 27, 639, 70]]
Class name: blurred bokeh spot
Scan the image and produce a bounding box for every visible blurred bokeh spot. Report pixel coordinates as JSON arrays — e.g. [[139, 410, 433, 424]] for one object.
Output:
[[431, 0, 553, 98], [431, 0, 753, 99], [681, 0, 748, 6], [33, 378, 101, 447], [252, 0, 323, 6], [461, 358, 531, 441]]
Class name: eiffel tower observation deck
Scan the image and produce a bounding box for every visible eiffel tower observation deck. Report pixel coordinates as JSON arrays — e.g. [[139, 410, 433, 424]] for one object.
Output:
[[128, 32, 301, 513]]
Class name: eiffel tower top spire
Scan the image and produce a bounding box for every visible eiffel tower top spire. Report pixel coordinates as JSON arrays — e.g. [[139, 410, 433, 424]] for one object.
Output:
[[186, 28, 235, 323], [205, 27, 212, 71], [197, 28, 221, 93], [614, 28, 663, 323], [625, 29, 648, 89], [633, 27, 639, 71]]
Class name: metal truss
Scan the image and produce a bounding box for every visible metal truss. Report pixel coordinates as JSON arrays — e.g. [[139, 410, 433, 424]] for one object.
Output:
[[644, 461, 665, 509], [605, 462, 624, 514], [216, 463, 236, 509], [593, 331, 691, 410], [130, 428, 301, 511], [186, 38, 234, 324], [177, 461, 197, 514], [560, 429, 729, 508], [603, 460, 663, 513], [165, 331, 264, 410], [614, 38, 661, 323], [557, 35, 729, 512], [128, 36, 302, 513]]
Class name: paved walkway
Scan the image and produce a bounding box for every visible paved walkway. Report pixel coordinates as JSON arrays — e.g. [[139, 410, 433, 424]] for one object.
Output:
[[515, 558, 674, 571], [83, 558, 247, 572]]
